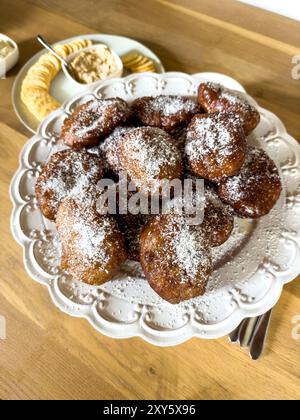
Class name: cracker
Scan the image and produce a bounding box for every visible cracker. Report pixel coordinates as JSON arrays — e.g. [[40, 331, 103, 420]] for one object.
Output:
[[134, 63, 156, 72], [53, 44, 68, 59], [122, 52, 157, 74], [130, 60, 155, 71], [39, 53, 61, 73], [21, 38, 93, 121], [121, 52, 140, 64], [129, 56, 151, 68], [124, 57, 145, 67]]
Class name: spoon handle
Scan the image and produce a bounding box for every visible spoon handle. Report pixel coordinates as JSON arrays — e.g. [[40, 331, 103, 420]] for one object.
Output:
[[36, 35, 69, 67]]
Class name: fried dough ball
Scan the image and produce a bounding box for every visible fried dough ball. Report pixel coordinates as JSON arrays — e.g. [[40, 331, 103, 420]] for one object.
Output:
[[203, 188, 234, 247], [218, 147, 282, 218], [119, 127, 183, 194], [56, 196, 127, 285], [185, 112, 246, 182], [61, 97, 131, 149], [132, 95, 201, 132], [140, 213, 212, 303], [35, 149, 104, 221], [198, 82, 260, 135]]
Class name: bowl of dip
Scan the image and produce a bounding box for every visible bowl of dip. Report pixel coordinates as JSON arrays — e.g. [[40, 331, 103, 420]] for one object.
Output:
[[0, 34, 19, 78], [62, 43, 123, 88]]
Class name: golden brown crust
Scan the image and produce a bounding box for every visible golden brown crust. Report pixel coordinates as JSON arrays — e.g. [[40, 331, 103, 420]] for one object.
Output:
[[140, 213, 212, 304], [61, 97, 131, 149], [198, 82, 260, 136], [218, 146, 282, 218], [132, 95, 201, 132], [185, 112, 246, 182], [119, 127, 183, 193], [35, 149, 104, 221], [56, 197, 127, 285]]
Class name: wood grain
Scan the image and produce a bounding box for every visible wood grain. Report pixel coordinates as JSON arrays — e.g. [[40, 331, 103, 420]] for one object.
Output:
[[0, 0, 300, 400]]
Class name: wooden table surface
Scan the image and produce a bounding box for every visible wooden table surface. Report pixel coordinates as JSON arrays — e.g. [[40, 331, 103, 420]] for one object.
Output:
[[0, 0, 300, 400]]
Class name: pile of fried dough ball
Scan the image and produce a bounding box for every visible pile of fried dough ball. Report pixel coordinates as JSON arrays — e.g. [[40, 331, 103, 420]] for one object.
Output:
[[35, 82, 282, 303]]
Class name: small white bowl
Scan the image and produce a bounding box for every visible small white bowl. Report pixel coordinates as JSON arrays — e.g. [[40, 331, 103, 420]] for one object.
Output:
[[0, 34, 19, 78], [62, 43, 123, 88]]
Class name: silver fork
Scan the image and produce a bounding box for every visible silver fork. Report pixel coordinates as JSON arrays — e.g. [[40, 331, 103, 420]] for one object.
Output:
[[229, 309, 273, 360]]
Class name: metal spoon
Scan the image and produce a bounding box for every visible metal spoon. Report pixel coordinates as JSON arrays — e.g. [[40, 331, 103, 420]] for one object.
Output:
[[36, 34, 77, 80]]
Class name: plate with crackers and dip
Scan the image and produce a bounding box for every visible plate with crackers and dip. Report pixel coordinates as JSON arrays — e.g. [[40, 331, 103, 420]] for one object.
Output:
[[12, 34, 164, 133]]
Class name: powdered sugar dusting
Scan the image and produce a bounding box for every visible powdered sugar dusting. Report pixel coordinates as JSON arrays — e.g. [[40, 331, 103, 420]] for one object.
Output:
[[222, 90, 249, 107], [146, 95, 199, 116], [37, 149, 103, 217], [206, 82, 249, 106], [162, 216, 212, 284], [57, 198, 116, 269], [185, 112, 242, 164], [174, 228, 209, 282], [65, 98, 130, 139], [43, 158, 96, 199], [123, 127, 181, 179], [73, 216, 111, 263], [222, 147, 281, 202]]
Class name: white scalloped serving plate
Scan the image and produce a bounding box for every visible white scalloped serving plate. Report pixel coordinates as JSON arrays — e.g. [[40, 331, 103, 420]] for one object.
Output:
[[10, 72, 300, 346]]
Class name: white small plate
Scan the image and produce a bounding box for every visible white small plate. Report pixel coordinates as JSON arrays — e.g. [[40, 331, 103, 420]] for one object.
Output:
[[10, 72, 300, 346], [12, 34, 164, 133]]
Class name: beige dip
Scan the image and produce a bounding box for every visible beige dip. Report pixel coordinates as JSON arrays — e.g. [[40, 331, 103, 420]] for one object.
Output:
[[70, 46, 117, 84], [0, 40, 14, 59]]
